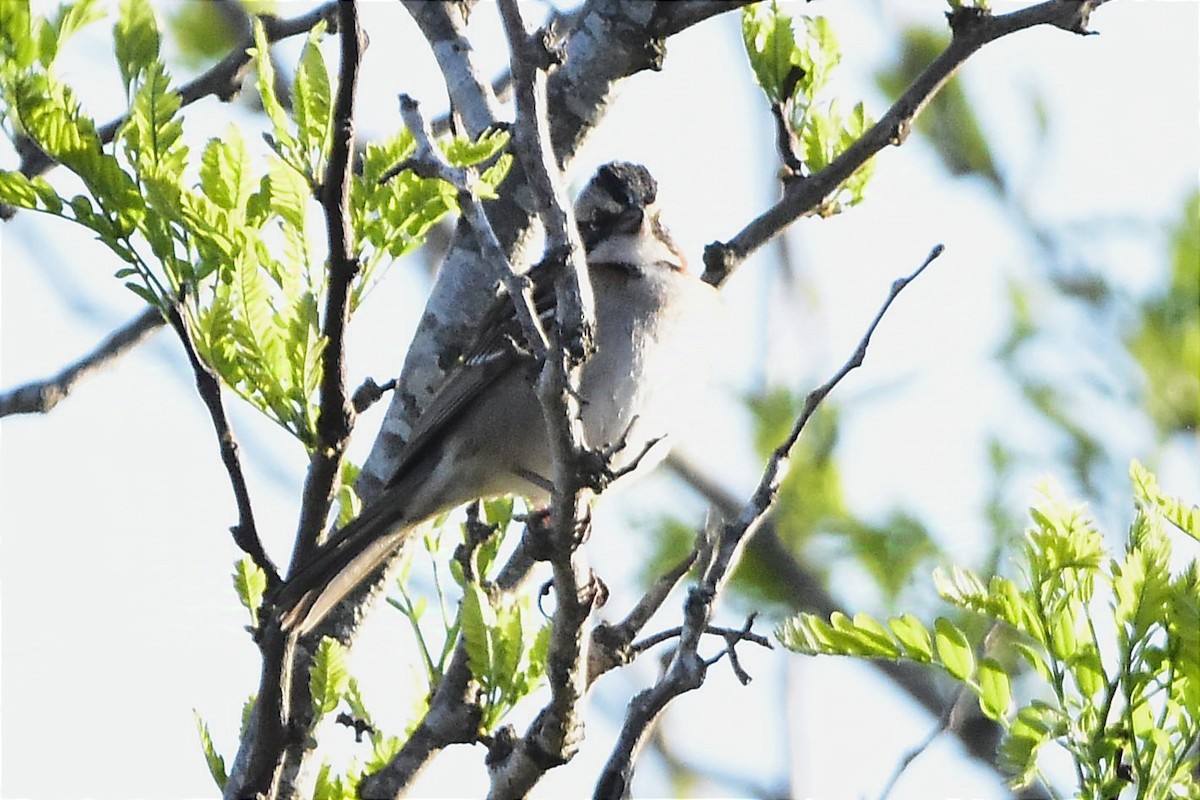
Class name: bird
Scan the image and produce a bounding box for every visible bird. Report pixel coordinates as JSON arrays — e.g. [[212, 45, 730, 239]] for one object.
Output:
[[276, 161, 716, 635]]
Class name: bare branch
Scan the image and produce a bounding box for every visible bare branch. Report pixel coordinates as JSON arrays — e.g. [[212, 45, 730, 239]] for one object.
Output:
[[589, 532, 705, 682], [163, 301, 279, 587], [350, 376, 395, 415], [484, 3, 601, 795], [290, 0, 366, 573], [630, 619, 772, 657], [227, 6, 367, 797], [651, 0, 757, 38], [402, 0, 503, 138], [666, 452, 1038, 787], [394, 93, 550, 363], [595, 246, 944, 798], [0, 306, 164, 417], [702, 0, 1107, 286]]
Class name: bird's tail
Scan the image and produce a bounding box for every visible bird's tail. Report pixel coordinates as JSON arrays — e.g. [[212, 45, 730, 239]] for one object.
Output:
[[274, 505, 414, 635]]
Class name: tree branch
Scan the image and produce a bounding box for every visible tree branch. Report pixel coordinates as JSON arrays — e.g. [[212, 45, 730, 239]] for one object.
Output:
[[401, 0, 503, 139], [595, 245, 945, 798], [163, 301, 279, 586], [226, 6, 366, 797], [651, 0, 757, 38], [394, 94, 549, 362], [290, 0, 366, 573], [665, 454, 1051, 796], [484, 4, 601, 795], [0, 306, 165, 417], [589, 531, 706, 682], [702, 0, 1107, 286]]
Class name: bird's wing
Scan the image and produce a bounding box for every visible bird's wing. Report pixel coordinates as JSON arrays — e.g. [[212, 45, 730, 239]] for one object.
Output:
[[382, 260, 560, 487]]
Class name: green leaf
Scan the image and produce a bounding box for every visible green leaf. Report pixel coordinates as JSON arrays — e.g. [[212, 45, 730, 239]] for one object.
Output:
[[12, 78, 145, 235], [845, 612, 901, 658], [1069, 643, 1106, 700], [122, 60, 186, 177], [1014, 641, 1051, 683], [442, 128, 510, 168], [167, 1, 239, 65], [232, 556, 267, 628], [934, 617, 974, 681], [335, 461, 362, 527], [113, 0, 160, 92], [483, 497, 515, 532], [977, 658, 1011, 721], [0, 170, 42, 210], [38, 0, 105, 67], [478, 152, 513, 198], [265, 158, 310, 232], [193, 710, 228, 790], [1047, 609, 1078, 662], [240, 695, 255, 738], [1000, 701, 1062, 789], [250, 20, 299, 169], [888, 613, 933, 661], [1131, 459, 1199, 542], [461, 583, 496, 683], [310, 638, 350, 718], [1113, 511, 1173, 642], [741, 0, 803, 105], [293, 23, 331, 176], [493, 603, 525, 697], [125, 281, 160, 306], [314, 763, 358, 800], [368, 735, 403, 773], [199, 130, 254, 212], [1, 0, 36, 70]]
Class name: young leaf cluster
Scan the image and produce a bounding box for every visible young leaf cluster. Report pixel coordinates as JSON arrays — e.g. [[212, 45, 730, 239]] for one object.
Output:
[[396, 498, 551, 736], [741, 0, 875, 212], [238, 501, 547, 793], [461, 573, 552, 734], [0, 0, 509, 449], [288, 636, 403, 797], [776, 461, 1200, 798]]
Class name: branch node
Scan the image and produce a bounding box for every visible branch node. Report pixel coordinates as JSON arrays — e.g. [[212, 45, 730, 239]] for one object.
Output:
[[350, 377, 396, 414]]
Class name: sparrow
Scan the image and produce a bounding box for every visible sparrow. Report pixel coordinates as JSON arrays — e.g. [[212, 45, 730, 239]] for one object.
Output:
[[276, 161, 715, 634]]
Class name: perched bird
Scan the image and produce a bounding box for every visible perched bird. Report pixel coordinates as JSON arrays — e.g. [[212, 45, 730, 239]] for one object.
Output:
[[277, 161, 715, 634]]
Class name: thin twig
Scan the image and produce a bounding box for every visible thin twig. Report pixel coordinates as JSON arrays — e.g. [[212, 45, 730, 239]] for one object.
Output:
[[701, 0, 1106, 286], [594, 245, 944, 800], [588, 532, 705, 682], [394, 94, 550, 362], [350, 377, 395, 414], [666, 452, 1027, 782], [877, 691, 959, 800], [631, 621, 772, 654], [0, 306, 165, 416], [290, 0, 365, 572], [226, 5, 366, 797], [164, 301, 279, 586]]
